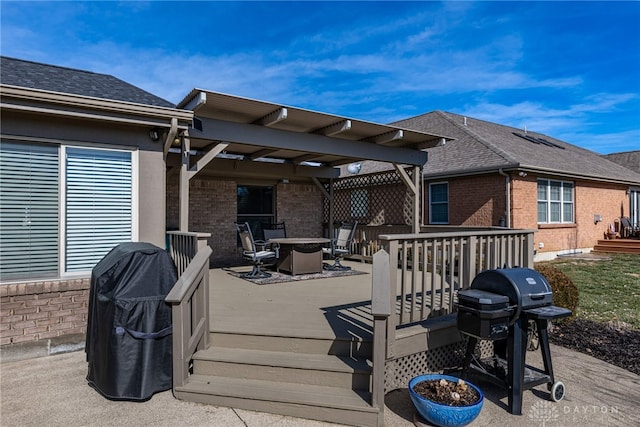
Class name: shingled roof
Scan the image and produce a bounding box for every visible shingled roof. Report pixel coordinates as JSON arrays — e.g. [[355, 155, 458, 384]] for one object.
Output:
[[605, 151, 640, 175], [383, 111, 640, 185], [0, 56, 174, 108]]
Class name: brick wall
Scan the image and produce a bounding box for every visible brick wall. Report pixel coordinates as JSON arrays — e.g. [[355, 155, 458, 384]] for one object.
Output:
[[276, 182, 323, 236], [424, 172, 630, 255], [167, 178, 324, 267], [0, 278, 90, 360], [512, 175, 629, 253], [425, 174, 506, 226]]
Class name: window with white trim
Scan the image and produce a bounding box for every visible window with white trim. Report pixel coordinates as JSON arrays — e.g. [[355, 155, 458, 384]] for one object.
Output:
[[537, 179, 574, 224], [64, 147, 132, 272], [429, 182, 449, 224], [0, 141, 134, 281]]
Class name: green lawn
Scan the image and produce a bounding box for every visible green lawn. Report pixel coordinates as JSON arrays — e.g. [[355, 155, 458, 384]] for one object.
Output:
[[538, 253, 640, 329]]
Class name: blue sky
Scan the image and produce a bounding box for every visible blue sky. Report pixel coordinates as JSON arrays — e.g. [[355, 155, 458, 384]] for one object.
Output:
[[2, 1, 639, 154]]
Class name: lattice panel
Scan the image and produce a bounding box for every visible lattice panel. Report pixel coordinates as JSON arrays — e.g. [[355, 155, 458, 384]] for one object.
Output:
[[384, 338, 495, 392], [323, 169, 418, 225]]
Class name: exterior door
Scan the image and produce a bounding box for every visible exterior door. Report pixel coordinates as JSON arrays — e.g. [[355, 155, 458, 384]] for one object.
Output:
[[631, 189, 640, 229]]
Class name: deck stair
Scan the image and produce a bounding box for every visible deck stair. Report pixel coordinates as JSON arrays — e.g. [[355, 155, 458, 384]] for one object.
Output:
[[593, 239, 640, 255], [173, 330, 378, 427]]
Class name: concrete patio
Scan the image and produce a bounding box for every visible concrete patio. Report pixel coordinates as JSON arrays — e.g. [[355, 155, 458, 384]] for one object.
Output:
[[2, 261, 639, 426], [2, 342, 639, 426]]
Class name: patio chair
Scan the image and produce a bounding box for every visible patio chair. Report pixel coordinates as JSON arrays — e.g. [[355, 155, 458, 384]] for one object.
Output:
[[235, 222, 279, 278], [262, 221, 287, 240], [620, 217, 639, 238], [322, 221, 357, 271]]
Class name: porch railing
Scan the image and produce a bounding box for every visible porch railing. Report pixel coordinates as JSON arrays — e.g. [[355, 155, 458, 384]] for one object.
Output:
[[382, 229, 535, 329], [348, 224, 525, 262], [167, 231, 211, 276], [369, 228, 535, 419], [165, 244, 213, 390]]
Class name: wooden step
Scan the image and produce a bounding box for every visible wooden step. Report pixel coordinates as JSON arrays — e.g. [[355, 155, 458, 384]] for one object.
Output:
[[174, 374, 379, 427], [593, 239, 640, 255], [210, 330, 372, 357], [193, 346, 372, 389]]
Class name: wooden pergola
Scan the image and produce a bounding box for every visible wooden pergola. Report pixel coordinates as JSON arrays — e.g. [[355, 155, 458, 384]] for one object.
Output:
[[168, 89, 451, 235]]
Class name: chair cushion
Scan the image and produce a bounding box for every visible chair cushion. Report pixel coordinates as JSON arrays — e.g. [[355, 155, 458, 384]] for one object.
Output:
[[255, 250, 276, 259]]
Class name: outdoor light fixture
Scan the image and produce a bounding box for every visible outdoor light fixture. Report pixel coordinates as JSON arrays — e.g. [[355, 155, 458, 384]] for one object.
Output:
[[347, 163, 362, 175], [518, 171, 528, 177], [149, 128, 160, 142]]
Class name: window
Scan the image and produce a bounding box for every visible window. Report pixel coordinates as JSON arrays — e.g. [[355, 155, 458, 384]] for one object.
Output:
[[237, 185, 274, 240], [0, 141, 134, 281], [0, 142, 59, 280], [537, 179, 574, 224], [429, 182, 449, 224], [64, 147, 132, 272]]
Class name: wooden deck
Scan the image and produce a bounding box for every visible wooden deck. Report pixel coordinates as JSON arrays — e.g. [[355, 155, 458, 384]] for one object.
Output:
[[168, 229, 535, 426], [176, 261, 382, 427], [209, 261, 375, 342]]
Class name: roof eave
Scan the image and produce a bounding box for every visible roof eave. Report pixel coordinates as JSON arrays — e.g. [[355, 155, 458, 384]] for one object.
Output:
[[424, 164, 640, 185], [1, 84, 193, 128]]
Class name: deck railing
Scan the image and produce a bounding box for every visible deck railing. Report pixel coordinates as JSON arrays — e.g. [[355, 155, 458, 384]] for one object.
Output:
[[381, 229, 535, 328], [165, 244, 213, 390], [369, 228, 535, 419], [167, 231, 211, 276], [348, 224, 524, 262]]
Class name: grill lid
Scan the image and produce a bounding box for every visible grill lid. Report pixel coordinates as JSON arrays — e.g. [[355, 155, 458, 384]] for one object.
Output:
[[457, 289, 509, 310], [470, 268, 552, 310]]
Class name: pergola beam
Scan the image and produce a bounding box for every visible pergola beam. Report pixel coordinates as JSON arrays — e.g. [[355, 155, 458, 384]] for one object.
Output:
[[252, 107, 287, 127], [313, 119, 352, 136], [249, 148, 279, 160], [191, 117, 427, 167], [367, 129, 404, 145], [189, 157, 340, 179], [163, 117, 178, 158], [188, 142, 229, 179], [292, 153, 321, 165]]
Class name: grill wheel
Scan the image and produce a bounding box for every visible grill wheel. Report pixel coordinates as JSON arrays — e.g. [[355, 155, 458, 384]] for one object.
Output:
[[551, 381, 565, 402]]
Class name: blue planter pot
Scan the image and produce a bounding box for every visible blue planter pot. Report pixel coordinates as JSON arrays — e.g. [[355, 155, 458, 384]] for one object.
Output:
[[408, 374, 484, 427]]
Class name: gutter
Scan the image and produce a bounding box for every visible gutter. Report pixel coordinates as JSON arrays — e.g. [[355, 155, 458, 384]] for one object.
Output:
[[498, 169, 511, 228]]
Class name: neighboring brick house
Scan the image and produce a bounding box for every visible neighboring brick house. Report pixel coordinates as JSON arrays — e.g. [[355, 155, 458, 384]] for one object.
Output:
[[605, 151, 640, 229], [353, 111, 640, 260], [0, 57, 192, 360]]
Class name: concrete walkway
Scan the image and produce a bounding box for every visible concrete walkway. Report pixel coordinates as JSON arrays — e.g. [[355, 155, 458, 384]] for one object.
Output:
[[1, 344, 639, 426]]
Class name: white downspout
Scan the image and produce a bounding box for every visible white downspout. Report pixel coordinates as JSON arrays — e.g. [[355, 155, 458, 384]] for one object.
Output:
[[498, 169, 511, 228]]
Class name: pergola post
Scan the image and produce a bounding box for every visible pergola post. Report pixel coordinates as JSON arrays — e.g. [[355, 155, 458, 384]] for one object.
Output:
[[413, 165, 421, 233], [179, 132, 190, 232], [393, 164, 423, 233]]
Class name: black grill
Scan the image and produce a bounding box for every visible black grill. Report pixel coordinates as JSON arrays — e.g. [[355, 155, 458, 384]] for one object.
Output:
[[456, 267, 571, 415]]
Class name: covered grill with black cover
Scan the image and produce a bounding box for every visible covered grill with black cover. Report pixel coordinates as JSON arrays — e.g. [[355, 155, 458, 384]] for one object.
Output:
[[85, 242, 177, 401]]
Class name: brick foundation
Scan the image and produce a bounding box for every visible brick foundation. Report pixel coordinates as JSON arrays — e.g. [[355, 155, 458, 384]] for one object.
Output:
[[0, 278, 90, 361]]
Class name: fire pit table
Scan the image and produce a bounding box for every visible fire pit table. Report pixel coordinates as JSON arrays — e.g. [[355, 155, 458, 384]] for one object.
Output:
[[268, 237, 330, 275]]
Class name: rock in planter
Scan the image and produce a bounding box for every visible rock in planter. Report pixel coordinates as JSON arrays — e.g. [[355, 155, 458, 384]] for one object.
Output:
[[408, 374, 484, 427]]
